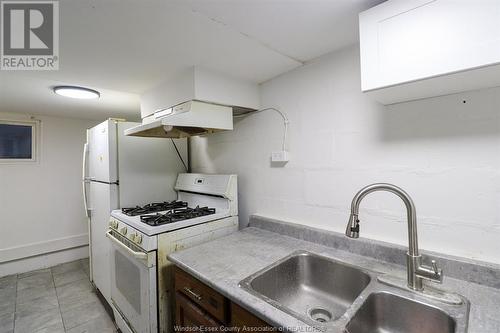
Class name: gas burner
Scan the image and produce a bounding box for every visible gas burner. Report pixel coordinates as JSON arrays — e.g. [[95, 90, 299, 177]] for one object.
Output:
[[140, 206, 216, 226], [121, 200, 188, 216]]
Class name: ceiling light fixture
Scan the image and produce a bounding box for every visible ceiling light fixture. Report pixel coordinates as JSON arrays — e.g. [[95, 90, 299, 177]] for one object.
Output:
[[53, 86, 100, 99]]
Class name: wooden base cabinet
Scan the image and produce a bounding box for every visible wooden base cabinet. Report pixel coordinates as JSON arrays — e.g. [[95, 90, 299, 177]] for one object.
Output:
[[175, 291, 221, 329], [174, 267, 273, 332], [231, 303, 274, 332]]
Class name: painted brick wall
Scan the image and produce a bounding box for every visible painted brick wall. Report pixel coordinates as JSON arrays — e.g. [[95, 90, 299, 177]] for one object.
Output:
[[191, 46, 500, 264]]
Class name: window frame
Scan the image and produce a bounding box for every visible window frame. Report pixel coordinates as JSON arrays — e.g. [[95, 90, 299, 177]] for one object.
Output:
[[0, 119, 39, 164]]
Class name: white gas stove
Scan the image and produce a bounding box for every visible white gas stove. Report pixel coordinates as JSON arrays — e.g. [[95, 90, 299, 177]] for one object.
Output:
[[107, 173, 238, 333], [109, 173, 238, 249]]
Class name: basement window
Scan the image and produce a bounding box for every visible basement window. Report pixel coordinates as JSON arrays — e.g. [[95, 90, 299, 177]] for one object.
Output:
[[0, 120, 37, 162]]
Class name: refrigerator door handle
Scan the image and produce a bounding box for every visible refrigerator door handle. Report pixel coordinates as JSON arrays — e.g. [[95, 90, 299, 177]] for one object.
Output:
[[82, 142, 92, 218]]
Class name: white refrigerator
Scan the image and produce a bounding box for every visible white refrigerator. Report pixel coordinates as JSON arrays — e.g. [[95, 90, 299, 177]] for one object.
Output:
[[82, 119, 186, 304]]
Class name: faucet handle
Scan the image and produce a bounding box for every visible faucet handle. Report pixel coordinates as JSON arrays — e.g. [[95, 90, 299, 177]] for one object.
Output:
[[430, 259, 443, 283], [431, 260, 438, 273], [415, 258, 443, 284]]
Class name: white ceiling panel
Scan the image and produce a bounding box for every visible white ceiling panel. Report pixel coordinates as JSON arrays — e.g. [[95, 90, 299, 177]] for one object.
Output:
[[0, 0, 384, 120], [172, 0, 386, 62], [0, 73, 140, 121]]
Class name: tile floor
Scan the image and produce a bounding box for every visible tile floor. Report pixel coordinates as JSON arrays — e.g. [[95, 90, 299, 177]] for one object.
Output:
[[0, 258, 117, 333]]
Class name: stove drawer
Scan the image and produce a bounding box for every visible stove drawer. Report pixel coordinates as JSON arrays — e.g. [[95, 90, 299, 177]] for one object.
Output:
[[175, 267, 228, 323]]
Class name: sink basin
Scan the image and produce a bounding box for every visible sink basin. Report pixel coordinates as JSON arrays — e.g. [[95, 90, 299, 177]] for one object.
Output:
[[240, 251, 469, 332], [346, 292, 456, 333], [240, 251, 371, 324]]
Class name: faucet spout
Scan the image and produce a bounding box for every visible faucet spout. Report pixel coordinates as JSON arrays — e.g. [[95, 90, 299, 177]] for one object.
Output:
[[345, 214, 360, 238], [345, 183, 442, 291]]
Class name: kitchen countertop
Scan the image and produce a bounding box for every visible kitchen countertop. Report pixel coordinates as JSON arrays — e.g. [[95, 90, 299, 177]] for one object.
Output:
[[168, 217, 500, 333]]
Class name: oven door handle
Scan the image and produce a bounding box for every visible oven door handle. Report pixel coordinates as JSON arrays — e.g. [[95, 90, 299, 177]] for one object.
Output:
[[106, 230, 148, 261]]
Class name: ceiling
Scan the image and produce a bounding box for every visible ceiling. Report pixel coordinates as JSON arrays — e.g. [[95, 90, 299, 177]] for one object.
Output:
[[0, 0, 384, 121]]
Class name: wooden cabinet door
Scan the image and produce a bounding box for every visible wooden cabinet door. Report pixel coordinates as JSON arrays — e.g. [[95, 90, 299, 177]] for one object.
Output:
[[175, 291, 221, 329], [175, 267, 228, 323], [231, 303, 273, 332]]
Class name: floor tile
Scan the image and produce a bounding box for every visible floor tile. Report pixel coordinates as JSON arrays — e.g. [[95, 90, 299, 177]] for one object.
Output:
[[17, 270, 53, 291], [0, 275, 17, 289], [0, 312, 14, 333], [0, 286, 16, 317], [53, 269, 87, 287], [80, 258, 90, 277], [65, 313, 117, 333], [0, 301, 16, 319], [56, 279, 98, 313], [61, 299, 106, 330], [0, 275, 17, 317], [15, 293, 59, 316], [0, 284, 16, 298], [16, 285, 56, 304], [32, 321, 65, 333], [5, 262, 114, 333], [14, 307, 63, 333], [51, 260, 82, 276], [17, 269, 50, 280]]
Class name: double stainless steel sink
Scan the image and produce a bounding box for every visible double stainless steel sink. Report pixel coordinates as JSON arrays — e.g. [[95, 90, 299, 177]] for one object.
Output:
[[240, 251, 469, 333]]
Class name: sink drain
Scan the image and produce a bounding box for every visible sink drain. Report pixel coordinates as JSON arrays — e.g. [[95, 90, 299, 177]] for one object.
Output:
[[308, 307, 333, 323]]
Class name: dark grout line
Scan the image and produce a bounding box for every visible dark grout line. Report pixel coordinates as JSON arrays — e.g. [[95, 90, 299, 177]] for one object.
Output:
[[50, 267, 66, 332]]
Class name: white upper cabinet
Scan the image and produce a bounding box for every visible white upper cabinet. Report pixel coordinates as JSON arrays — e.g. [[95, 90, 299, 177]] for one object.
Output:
[[360, 0, 500, 104]]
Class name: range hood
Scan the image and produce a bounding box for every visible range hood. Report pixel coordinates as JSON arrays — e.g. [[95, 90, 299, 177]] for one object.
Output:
[[124, 100, 234, 138], [125, 67, 260, 138]]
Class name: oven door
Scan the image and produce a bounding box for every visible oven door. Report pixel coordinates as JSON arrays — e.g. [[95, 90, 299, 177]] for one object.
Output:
[[107, 229, 157, 333]]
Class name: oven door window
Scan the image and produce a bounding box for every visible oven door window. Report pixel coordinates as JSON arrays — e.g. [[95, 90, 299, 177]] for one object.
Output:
[[109, 235, 157, 333], [115, 250, 142, 313]]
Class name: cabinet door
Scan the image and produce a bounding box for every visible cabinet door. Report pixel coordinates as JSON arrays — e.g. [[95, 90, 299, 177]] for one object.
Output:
[[360, 0, 500, 91], [175, 268, 228, 323], [231, 303, 273, 332], [175, 292, 220, 329]]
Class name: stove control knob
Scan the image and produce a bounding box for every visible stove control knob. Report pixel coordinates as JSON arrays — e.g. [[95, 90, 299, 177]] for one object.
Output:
[[109, 220, 118, 229], [134, 234, 142, 244], [120, 227, 127, 235], [128, 233, 142, 244]]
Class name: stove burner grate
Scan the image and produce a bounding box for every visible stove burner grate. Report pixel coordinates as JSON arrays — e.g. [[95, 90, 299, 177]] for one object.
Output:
[[139, 206, 216, 226], [121, 200, 188, 216]]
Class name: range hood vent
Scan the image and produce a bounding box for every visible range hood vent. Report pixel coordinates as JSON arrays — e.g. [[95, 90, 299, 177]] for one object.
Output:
[[126, 67, 260, 138], [124, 100, 235, 138]]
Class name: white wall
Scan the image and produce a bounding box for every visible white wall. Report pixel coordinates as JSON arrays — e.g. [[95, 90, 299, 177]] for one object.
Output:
[[191, 46, 500, 265], [0, 112, 98, 276]]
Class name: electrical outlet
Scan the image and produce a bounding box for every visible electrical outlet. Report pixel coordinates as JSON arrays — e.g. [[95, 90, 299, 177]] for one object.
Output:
[[271, 150, 289, 163]]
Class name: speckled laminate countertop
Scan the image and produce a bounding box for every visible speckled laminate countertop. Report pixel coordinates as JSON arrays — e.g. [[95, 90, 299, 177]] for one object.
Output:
[[168, 221, 500, 333]]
